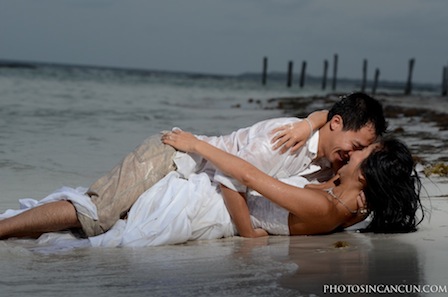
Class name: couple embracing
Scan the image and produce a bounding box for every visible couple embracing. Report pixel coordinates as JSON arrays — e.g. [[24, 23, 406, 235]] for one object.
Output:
[[0, 92, 423, 247]]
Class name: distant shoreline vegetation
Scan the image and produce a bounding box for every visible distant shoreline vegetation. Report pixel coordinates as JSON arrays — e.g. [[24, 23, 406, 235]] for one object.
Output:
[[0, 58, 440, 94], [0, 60, 37, 69]]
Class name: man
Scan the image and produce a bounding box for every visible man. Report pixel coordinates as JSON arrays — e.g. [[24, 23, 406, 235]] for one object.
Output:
[[195, 92, 386, 236], [0, 92, 386, 239]]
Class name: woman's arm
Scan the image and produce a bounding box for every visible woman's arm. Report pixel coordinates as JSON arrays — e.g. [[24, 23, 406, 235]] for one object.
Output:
[[220, 185, 268, 238], [162, 130, 344, 233], [271, 110, 328, 154]]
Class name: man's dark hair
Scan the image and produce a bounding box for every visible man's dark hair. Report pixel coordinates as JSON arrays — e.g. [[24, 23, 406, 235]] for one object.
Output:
[[327, 92, 387, 136]]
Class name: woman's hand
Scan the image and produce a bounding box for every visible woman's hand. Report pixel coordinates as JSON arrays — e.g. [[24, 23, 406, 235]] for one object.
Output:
[[161, 129, 199, 153], [240, 228, 269, 238], [253, 228, 269, 237], [271, 120, 312, 154], [356, 191, 369, 216]]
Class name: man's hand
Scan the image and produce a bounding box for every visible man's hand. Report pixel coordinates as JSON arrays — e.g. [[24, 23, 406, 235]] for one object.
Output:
[[271, 110, 328, 154], [271, 120, 312, 154]]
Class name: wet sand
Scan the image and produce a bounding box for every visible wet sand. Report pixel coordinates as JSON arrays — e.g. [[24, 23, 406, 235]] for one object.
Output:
[[1, 176, 446, 297]]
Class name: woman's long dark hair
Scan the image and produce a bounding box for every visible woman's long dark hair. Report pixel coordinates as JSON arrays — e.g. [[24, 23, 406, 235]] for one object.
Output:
[[361, 138, 424, 233]]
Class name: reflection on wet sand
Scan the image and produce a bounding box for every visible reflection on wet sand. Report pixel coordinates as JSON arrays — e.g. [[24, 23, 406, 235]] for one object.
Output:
[[278, 232, 422, 296], [0, 229, 441, 297]]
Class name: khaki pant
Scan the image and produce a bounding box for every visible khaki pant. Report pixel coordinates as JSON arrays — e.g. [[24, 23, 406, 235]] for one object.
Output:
[[77, 135, 177, 237]]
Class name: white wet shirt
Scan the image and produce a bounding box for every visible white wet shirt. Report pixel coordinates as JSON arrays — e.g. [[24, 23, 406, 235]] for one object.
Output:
[[173, 117, 330, 193]]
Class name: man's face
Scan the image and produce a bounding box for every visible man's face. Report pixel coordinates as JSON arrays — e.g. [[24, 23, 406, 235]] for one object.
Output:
[[338, 142, 381, 177], [326, 116, 377, 170]]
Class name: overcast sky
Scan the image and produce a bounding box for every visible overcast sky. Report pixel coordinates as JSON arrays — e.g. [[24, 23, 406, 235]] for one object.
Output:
[[1, 0, 447, 84]]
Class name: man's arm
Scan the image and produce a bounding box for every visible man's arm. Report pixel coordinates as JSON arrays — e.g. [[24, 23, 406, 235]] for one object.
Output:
[[220, 185, 268, 238], [271, 110, 328, 154]]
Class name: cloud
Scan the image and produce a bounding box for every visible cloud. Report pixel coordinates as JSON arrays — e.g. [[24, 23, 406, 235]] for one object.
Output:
[[0, 0, 446, 83]]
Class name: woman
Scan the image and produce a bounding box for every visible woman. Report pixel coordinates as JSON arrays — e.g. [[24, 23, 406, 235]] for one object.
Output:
[[91, 131, 424, 246], [162, 129, 424, 236]]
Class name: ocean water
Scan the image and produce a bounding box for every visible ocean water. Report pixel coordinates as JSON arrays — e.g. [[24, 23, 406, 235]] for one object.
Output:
[[0, 65, 446, 296], [1, 65, 302, 205]]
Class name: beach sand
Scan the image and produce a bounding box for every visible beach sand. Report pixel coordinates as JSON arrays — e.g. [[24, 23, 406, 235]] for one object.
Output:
[[3, 177, 446, 296]]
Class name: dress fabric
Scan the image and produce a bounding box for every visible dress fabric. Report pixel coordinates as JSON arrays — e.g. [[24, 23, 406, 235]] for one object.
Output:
[[246, 195, 290, 236], [92, 172, 302, 246], [0, 172, 302, 249], [245, 175, 312, 236], [90, 171, 235, 247]]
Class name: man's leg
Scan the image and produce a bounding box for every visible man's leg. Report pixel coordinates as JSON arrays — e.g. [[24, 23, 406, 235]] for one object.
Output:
[[0, 201, 80, 239], [83, 134, 177, 236]]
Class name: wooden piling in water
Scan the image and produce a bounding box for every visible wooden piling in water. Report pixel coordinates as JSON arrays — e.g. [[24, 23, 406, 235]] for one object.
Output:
[[332, 54, 338, 91], [361, 59, 367, 92], [322, 59, 328, 90], [404, 58, 415, 95], [287, 61, 293, 87], [442, 66, 448, 96], [372, 68, 380, 95], [299, 61, 307, 88], [262, 57, 268, 85]]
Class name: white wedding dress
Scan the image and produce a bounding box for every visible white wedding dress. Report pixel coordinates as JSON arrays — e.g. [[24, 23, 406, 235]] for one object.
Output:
[[1, 172, 310, 251]]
